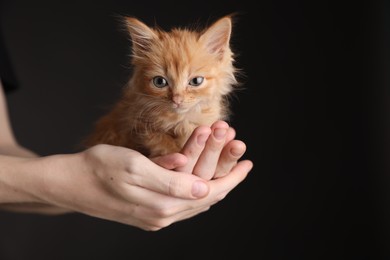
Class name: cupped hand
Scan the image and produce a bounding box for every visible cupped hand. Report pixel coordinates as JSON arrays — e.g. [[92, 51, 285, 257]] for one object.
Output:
[[33, 121, 252, 231], [176, 120, 250, 180]]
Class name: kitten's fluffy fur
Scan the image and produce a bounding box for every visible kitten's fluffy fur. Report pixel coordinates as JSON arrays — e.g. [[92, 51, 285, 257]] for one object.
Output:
[[84, 15, 238, 157]]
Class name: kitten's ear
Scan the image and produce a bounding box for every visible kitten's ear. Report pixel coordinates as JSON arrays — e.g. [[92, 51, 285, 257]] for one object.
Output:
[[200, 16, 232, 59], [124, 17, 157, 54]]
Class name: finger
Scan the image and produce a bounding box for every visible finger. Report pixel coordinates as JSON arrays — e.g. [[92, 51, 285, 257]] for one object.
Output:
[[131, 204, 211, 231], [226, 126, 236, 143], [156, 160, 253, 215], [116, 175, 209, 220], [127, 157, 210, 199], [133, 199, 211, 224], [209, 160, 253, 195], [165, 205, 211, 225], [151, 153, 188, 169], [175, 126, 211, 173], [155, 160, 254, 225], [214, 140, 247, 179], [121, 160, 253, 224], [193, 120, 230, 180]]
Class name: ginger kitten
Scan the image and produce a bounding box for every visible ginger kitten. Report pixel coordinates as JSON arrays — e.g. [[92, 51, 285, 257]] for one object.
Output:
[[84, 15, 239, 157]]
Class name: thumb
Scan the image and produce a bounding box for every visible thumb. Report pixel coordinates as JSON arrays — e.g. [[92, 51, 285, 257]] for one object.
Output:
[[151, 152, 188, 169], [141, 162, 210, 199]]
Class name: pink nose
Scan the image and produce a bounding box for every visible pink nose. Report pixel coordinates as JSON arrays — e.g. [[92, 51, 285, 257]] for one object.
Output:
[[173, 95, 183, 105]]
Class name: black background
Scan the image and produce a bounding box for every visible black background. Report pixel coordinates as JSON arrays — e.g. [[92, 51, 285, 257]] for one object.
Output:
[[1, 0, 389, 259]]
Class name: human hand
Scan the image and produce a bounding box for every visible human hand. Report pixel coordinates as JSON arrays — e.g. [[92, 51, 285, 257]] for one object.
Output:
[[147, 120, 252, 226], [176, 120, 250, 180], [21, 121, 251, 230]]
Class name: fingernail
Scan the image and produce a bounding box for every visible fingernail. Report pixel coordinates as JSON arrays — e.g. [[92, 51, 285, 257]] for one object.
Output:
[[231, 147, 243, 157], [192, 181, 209, 198], [213, 128, 227, 140], [197, 134, 208, 146]]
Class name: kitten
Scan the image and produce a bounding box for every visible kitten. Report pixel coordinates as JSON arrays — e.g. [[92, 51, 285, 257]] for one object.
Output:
[[84, 15, 239, 157]]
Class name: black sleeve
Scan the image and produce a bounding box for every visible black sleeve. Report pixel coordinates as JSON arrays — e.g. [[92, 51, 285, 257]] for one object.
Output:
[[0, 24, 19, 93]]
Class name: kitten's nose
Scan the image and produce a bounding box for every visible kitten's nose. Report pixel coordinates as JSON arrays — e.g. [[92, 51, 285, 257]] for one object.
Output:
[[172, 94, 183, 106]]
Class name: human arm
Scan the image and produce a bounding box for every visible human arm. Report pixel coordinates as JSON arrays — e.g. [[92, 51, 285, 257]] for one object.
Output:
[[0, 82, 72, 213], [0, 81, 253, 229]]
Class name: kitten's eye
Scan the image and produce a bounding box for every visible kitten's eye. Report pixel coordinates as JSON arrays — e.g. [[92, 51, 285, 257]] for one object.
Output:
[[153, 76, 168, 88], [189, 76, 204, 87]]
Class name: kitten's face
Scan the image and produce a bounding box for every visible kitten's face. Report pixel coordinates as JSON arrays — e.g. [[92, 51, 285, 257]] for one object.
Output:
[[125, 16, 236, 114]]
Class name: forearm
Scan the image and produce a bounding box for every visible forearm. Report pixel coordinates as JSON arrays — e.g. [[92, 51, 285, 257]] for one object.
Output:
[[0, 81, 71, 214], [0, 152, 73, 214], [0, 152, 43, 211], [0, 154, 50, 203], [0, 144, 37, 158]]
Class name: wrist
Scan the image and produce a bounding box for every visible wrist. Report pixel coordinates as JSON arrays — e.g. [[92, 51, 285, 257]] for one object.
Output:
[[0, 154, 79, 214], [0, 152, 82, 205], [0, 155, 45, 204]]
